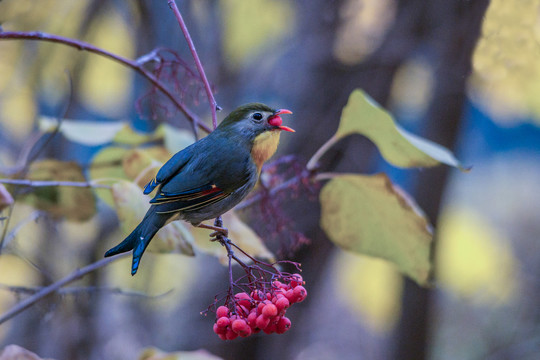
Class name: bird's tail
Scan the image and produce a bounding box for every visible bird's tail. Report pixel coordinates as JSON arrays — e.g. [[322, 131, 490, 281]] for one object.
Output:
[[104, 206, 168, 275]]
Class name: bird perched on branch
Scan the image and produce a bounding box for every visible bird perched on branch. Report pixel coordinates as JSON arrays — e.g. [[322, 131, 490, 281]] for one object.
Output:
[[105, 103, 294, 275]]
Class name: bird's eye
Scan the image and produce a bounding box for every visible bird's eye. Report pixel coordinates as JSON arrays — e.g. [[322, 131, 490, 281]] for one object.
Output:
[[252, 112, 263, 121]]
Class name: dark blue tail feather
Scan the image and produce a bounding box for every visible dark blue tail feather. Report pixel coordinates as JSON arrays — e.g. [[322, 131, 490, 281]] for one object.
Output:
[[104, 206, 168, 275]]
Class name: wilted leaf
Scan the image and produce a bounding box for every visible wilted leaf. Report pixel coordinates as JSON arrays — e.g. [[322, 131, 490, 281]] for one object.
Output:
[[0, 344, 55, 360], [336, 89, 467, 170], [138, 347, 223, 360], [18, 160, 96, 221], [39, 116, 124, 146], [0, 184, 14, 211], [111, 181, 194, 256], [320, 173, 433, 285], [191, 211, 275, 264]]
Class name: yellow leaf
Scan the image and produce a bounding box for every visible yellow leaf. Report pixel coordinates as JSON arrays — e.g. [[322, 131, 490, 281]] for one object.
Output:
[[113, 124, 164, 146], [78, 9, 134, 117], [436, 208, 518, 304], [335, 251, 403, 333], [220, 0, 294, 67], [39, 116, 125, 146], [0, 184, 14, 211], [335, 89, 467, 170], [111, 181, 194, 256], [470, 0, 540, 123], [89, 146, 170, 206], [191, 211, 274, 265], [20, 160, 96, 221], [138, 347, 223, 360], [320, 173, 432, 285]]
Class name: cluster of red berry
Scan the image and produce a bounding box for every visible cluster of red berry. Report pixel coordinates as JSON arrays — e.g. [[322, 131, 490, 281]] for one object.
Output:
[[213, 274, 307, 340]]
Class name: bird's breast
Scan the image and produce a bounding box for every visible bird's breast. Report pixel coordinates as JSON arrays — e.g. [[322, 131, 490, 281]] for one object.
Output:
[[251, 130, 281, 171]]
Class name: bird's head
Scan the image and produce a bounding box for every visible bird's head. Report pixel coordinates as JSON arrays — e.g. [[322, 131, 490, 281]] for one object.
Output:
[[217, 103, 294, 170], [217, 103, 294, 140]]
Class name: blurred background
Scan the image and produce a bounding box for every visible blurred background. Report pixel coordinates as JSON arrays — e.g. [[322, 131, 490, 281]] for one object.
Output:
[[1, 0, 539, 359]]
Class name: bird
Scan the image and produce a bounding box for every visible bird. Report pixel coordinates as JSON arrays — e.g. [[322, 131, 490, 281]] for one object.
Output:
[[104, 103, 294, 275]]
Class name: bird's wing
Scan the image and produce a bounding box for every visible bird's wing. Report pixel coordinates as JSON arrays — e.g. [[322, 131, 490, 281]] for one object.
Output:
[[143, 146, 194, 195], [150, 183, 228, 214]]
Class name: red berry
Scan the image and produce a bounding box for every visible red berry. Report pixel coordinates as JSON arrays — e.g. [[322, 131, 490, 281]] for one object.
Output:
[[216, 316, 230, 330], [235, 292, 252, 309], [216, 306, 229, 318], [290, 274, 303, 288], [247, 311, 258, 328], [263, 320, 277, 334], [257, 302, 265, 315], [285, 289, 296, 303], [256, 314, 270, 329], [232, 319, 251, 337], [213, 323, 220, 334], [276, 316, 291, 334], [273, 280, 283, 288], [293, 285, 307, 302], [251, 290, 262, 301], [275, 297, 290, 313], [218, 333, 227, 341], [236, 304, 250, 317], [262, 303, 278, 318], [226, 328, 238, 340]]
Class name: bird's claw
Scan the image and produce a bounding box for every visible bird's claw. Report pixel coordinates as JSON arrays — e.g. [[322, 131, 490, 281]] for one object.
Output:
[[209, 226, 228, 239]]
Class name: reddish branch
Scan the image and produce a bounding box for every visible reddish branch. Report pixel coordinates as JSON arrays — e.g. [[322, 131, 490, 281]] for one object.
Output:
[[0, 31, 212, 134], [167, 0, 219, 129]]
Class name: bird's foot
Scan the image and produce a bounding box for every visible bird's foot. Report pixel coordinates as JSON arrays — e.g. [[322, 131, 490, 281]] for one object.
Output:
[[197, 223, 229, 239]]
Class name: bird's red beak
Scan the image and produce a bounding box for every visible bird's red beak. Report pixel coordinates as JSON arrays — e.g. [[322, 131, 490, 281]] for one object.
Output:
[[268, 109, 295, 132]]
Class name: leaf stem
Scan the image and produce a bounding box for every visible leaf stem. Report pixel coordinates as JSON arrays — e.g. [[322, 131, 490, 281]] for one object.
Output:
[[306, 134, 339, 171]]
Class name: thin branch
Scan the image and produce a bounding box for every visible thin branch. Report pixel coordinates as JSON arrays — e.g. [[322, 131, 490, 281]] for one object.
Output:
[[0, 31, 212, 133], [0, 179, 110, 189], [167, 0, 219, 129], [0, 253, 129, 325], [0, 283, 172, 299]]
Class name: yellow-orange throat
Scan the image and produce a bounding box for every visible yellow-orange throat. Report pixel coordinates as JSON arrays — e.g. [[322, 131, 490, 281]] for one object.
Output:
[[251, 130, 282, 171]]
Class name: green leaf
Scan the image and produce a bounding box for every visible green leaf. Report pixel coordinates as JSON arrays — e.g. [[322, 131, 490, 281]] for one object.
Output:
[[320, 173, 433, 286], [21, 160, 96, 221], [111, 181, 194, 256], [336, 89, 468, 170]]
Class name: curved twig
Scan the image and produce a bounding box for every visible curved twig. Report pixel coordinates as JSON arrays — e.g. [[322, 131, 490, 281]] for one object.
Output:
[[0, 31, 212, 133], [0, 253, 129, 325]]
